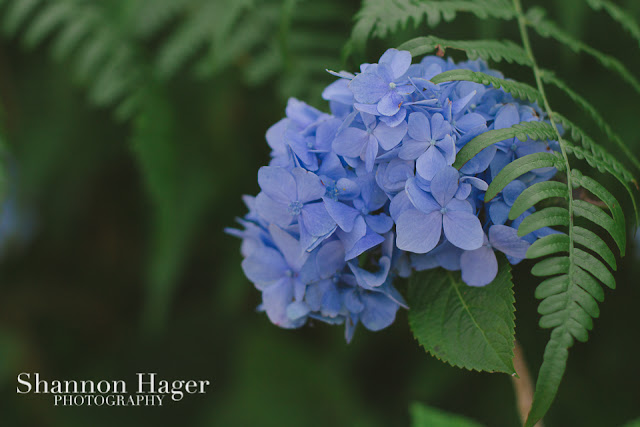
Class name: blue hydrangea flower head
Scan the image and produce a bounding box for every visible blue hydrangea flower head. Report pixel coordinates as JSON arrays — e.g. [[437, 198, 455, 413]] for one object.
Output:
[[228, 48, 559, 340]]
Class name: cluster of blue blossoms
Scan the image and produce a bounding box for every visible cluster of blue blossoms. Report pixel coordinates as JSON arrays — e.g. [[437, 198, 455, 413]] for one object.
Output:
[[227, 49, 558, 341]]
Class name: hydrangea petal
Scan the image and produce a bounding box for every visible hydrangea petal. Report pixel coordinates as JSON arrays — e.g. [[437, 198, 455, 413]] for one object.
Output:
[[443, 210, 483, 250], [258, 166, 296, 203], [489, 224, 530, 259], [374, 119, 408, 151], [460, 246, 498, 287], [360, 293, 398, 331], [416, 146, 447, 181], [241, 247, 288, 289], [430, 166, 460, 206], [349, 73, 388, 103], [396, 209, 442, 253]]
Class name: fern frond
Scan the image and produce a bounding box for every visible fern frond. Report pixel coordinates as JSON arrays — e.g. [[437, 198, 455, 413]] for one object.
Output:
[[431, 69, 542, 103], [1, 0, 146, 120], [452, 121, 557, 169], [540, 70, 640, 175], [398, 36, 532, 65], [349, 0, 516, 53], [485, 152, 563, 201], [551, 112, 639, 224], [585, 0, 640, 48], [525, 7, 640, 95]]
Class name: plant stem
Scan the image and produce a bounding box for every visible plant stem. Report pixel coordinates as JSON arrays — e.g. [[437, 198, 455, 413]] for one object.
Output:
[[512, 1, 576, 425], [511, 341, 543, 427]]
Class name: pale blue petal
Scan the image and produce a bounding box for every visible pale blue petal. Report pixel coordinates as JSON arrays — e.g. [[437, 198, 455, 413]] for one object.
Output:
[[349, 256, 391, 288], [379, 48, 412, 79], [489, 224, 530, 259], [398, 138, 429, 160], [407, 112, 431, 141], [316, 240, 346, 278], [503, 180, 527, 206], [373, 119, 408, 151], [241, 247, 287, 289], [460, 246, 498, 287], [416, 146, 447, 181], [430, 166, 460, 206], [263, 278, 296, 328], [430, 113, 451, 140], [255, 192, 293, 227], [489, 201, 510, 225], [396, 209, 442, 253], [349, 73, 388, 103], [345, 229, 385, 260], [437, 134, 456, 164], [377, 91, 402, 116], [405, 177, 440, 213], [443, 210, 483, 250], [494, 103, 519, 129], [323, 197, 360, 232], [300, 202, 336, 237], [286, 301, 310, 320], [258, 166, 296, 203], [360, 293, 398, 331], [292, 168, 326, 203], [333, 127, 368, 158], [364, 136, 379, 172], [269, 223, 308, 270], [364, 213, 394, 234]]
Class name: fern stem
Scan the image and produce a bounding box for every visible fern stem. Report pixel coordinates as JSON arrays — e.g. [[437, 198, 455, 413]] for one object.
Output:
[[511, 341, 543, 427], [513, 0, 576, 424]]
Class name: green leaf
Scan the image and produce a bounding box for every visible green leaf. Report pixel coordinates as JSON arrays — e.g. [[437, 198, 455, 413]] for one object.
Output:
[[430, 69, 542, 103], [407, 256, 516, 374], [397, 36, 532, 65], [453, 121, 556, 169], [410, 402, 485, 427], [509, 180, 568, 220], [485, 152, 562, 201]]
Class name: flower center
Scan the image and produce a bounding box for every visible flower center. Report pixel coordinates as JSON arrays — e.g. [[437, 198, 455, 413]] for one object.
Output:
[[325, 185, 340, 201], [288, 200, 303, 216], [388, 82, 397, 89], [440, 207, 448, 215], [285, 269, 294, 277], [511, 143, 518, 151], [429, 139, 437, 147]]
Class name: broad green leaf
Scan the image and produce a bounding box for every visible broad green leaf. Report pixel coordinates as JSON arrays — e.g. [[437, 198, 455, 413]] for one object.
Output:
[[485, 152, 561, 201], [407, 257, 515, 374], [453, 121, 556, 169], [410, 402, 485, 427]]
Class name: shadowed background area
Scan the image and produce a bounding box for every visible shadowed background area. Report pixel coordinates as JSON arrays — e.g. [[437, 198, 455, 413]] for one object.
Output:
[[0, 0, 638, 425]]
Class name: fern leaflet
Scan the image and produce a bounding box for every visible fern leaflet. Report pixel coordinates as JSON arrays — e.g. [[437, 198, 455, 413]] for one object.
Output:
[[348, 0, 516, 53], [398, 36, 532, 65], [431, 69, 543, 103]]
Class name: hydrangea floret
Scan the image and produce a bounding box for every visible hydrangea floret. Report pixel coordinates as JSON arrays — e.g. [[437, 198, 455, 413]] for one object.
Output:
[[227, 49, 559, 341]]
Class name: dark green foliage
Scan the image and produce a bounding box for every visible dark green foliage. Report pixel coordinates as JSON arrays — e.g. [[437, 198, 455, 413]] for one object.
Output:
[[408, 257, 516, 375]]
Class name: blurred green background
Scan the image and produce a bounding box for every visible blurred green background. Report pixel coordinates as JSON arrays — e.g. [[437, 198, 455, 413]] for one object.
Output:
[[0, 0, 638, 426]]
